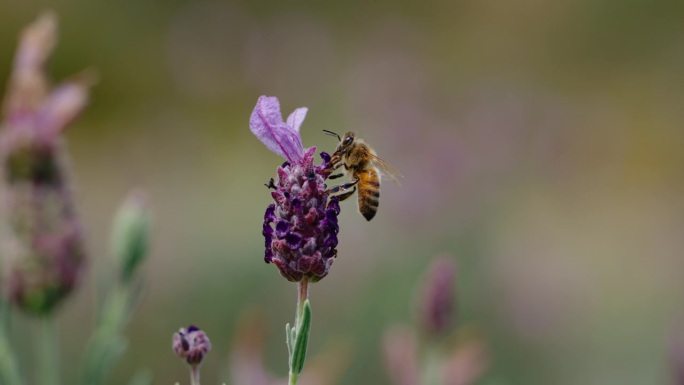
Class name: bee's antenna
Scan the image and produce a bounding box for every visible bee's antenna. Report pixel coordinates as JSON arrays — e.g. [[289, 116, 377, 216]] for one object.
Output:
[[322, 130, 341, 141]]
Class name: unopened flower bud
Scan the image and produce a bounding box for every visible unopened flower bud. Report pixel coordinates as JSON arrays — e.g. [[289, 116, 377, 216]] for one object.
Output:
[[418, 256, 456, 336], [173, 325, 211, 367]]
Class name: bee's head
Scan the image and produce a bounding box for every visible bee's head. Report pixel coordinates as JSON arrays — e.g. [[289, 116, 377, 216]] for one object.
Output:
[[323, 130, 356, 154], [338, 131, 356, 152]]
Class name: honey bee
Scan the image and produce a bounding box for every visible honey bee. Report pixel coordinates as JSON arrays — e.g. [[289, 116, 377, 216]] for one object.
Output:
[[323, 130, 402, 221]]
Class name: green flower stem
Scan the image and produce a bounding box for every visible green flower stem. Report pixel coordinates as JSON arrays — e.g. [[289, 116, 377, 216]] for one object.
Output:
[[0, 300, 22, 385], [0, 300, 10, 330], [190, 366, 200, 385], [288, 279, 310, 385], [420, 345, 443, 385], [0, 321, 22, 385], [79, 284, 131, 385], [35, 317, 59, 385], [296, 279, 309, 326], [0, 334, 22, 385], [288, 369, 298, 385]]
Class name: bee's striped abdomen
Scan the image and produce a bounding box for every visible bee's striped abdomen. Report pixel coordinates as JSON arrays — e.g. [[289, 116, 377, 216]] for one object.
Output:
[[356, 168, 380, 221]]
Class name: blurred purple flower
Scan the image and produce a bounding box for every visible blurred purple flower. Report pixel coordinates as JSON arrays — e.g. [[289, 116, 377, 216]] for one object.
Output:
[[418, 256, 456, 336], [0, 12, 91, 315], [250, 96, 339, 282], [173, 325, 212, 366]]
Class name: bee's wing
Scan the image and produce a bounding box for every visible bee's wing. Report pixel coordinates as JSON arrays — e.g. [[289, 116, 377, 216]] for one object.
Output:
[[368, 152, 403, 185]]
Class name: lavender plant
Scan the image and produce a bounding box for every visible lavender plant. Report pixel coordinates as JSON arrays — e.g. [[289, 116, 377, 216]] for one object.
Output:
[[0, 13, 151, 385], [383, 256, 489, 385], [0, 11, 89, 318], [173, 325, 212, 385], [250, 96, 340, 385]]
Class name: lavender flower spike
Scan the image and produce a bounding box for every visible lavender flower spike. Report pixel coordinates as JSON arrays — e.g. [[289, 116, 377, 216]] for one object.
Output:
[[250, 96, 339, 282], [0, 12, 90, 315]]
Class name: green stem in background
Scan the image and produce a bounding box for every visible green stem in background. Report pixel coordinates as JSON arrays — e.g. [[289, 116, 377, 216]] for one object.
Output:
[[79, 285, 131, 385], [421, 345, 443, 385], [189, 366, 200, 385], [35, 317, 59, 385], [80, 193, 149, 385], [0, 301, 22, 385]]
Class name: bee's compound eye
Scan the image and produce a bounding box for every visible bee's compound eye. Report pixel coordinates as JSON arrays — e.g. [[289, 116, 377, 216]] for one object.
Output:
[[343, 136, 353, 145]]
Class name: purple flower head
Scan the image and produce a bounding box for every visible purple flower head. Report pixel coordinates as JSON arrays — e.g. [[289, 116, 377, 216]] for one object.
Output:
[[173, 325, 212, 367], [251, 96, 339, 282]]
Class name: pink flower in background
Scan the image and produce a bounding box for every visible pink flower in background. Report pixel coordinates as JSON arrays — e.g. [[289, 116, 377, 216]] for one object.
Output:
[[0, 12, 92, 315], [418, 256, 456, 336]]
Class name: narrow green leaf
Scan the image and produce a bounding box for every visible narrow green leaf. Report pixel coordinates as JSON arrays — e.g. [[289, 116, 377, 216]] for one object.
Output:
[[80, 334, 128, 385], [285, 323, 293, 360], [290, 300, 312, 374]]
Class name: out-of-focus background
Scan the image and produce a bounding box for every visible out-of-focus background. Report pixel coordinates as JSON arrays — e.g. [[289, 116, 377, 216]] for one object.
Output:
[[2, 0, 684, 384]]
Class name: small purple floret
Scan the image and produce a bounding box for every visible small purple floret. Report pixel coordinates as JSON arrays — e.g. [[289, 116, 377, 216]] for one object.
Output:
[[250, 96, 339, 282]]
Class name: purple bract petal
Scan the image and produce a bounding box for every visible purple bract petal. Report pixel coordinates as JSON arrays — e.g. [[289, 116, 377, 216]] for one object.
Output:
[[35, 80, 89, 138], [286, 107, 308, 133], [249, 96, 307, 163]]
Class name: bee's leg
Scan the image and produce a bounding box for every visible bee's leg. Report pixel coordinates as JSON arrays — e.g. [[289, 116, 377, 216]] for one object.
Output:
[[325, 156, 347, 172], [324, 156, 340, 171], [335, 186, 357, 202], [325, 178, 359, 194], [329, 173, 344, 180]]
